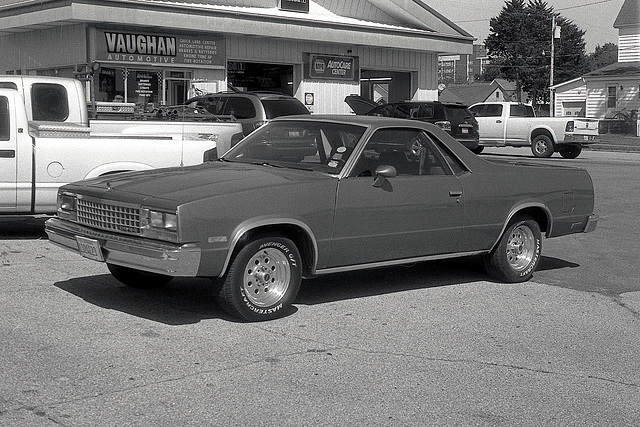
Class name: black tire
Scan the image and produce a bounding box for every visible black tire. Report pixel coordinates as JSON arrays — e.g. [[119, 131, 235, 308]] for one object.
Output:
[[559, 144, 582, 159], [531, 135, 554, 158], [107, 263, 172, 288], [471, 146, 484, 154], [216, 236, 302, 321], [484, 218, 542, 283]]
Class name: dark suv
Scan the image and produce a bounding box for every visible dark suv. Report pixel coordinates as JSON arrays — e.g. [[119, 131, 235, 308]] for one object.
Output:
[[345, 96, 480, 152], [185, 92, 310, 135]]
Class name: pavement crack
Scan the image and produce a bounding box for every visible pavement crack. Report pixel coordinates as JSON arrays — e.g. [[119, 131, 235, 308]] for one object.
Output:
[[613, 295, 640, 321]]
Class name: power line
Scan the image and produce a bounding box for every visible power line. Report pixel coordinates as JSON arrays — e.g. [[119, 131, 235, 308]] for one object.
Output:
[[456, 0, 616, 24]]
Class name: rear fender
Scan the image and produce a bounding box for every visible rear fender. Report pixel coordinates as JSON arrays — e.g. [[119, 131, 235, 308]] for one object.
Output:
[[489, 203, 552, 252]]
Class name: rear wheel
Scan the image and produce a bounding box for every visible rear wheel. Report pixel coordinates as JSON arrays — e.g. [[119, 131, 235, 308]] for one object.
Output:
[[216, 236, 302, 321], [531, 135, 554, 158], [484, 218, 542, 283], [107, 263, 172, 288], [559, 144, 582, 159], [471, 146, 484, 154]]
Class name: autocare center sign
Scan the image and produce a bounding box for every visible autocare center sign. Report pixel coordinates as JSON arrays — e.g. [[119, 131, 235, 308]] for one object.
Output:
[[304, 53, 359, 82], [94, 29, 225, 68]]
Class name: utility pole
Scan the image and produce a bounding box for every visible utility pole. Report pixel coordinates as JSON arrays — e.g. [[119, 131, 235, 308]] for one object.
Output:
[[549, 15, 560, 117]]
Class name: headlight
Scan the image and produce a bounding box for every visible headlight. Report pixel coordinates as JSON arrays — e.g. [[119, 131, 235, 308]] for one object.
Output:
[[57, 192, 77, 220], [141, 208, 178, 242]]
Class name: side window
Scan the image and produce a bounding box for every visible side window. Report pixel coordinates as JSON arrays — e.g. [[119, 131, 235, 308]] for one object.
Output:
[[199, 96, 226, 115], [427, 132, 468, 176], [485, 104, 503, 117], [510, 104, 534, 117], [369, 104, 395, 117], [223, 97, 256, 119], [350, 128, 450, 177], [31, 83, 69, 121], [0, 82, 17, 90], [0, 96, 10, 141], [607, 86, 617, 109], [419, 104, 435, 119]]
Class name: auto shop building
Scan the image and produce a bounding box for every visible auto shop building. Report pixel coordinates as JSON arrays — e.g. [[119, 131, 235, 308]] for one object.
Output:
[[0, 0, 473, 114]]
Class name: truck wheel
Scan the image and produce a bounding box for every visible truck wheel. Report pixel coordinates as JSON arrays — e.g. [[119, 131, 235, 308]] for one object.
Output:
[[559, 145, 582, 159], [216, 236, 302, 321], [484, 217, 541, 283], [107, 263, 172, 288], [531, 135, 554, 158]]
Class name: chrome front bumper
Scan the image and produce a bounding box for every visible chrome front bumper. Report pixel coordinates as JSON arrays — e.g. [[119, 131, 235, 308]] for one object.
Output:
[[45, 218, 201, 277]]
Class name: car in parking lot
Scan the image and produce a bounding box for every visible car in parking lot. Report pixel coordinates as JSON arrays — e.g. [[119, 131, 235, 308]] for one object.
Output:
[[345, 96, 480, 151], [46, 115, 597, 322], [185, 91, 310, 136]]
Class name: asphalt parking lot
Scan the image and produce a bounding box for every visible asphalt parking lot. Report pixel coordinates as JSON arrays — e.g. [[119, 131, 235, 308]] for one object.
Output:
[[1, 147, 639, 426]]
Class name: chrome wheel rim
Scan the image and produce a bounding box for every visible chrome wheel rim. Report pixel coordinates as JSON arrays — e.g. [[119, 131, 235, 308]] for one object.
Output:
[[243, 248, 291, 307], [506, 225, 536, 271], [534, 140, 548, 154]]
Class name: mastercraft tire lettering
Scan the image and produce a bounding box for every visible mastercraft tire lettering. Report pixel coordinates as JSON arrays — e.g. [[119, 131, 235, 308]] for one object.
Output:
[[216, 236, 302, 321]]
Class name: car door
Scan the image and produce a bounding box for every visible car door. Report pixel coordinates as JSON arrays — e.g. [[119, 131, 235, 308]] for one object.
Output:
[[329, 127, 464, 267], [0, 93, 17, 211], [505, 104, 534, 146], [470, 103, 506, 146]]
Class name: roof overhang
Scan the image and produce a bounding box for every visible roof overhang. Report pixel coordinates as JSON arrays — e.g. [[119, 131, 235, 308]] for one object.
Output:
[[0, 0, 474, 54]]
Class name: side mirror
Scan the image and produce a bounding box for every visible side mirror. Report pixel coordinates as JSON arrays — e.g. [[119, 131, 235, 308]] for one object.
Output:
[[373, 165, 397, 188]]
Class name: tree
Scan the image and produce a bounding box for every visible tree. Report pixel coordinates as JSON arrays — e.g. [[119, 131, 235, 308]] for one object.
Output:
[[587, 42, 618, 71], [484, 0, 588, 105]]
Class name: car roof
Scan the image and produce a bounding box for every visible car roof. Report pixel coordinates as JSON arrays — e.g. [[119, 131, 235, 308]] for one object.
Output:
[[186, 92, 299, 103], [272, 114, 442, 128]]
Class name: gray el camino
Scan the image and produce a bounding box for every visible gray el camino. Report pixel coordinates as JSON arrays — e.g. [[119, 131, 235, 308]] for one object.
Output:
[[45, 115, 598, 321]]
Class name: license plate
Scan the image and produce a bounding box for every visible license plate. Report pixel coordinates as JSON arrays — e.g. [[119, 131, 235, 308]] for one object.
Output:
[[76, 236, 104, 262], [461, 128, 469, 134]]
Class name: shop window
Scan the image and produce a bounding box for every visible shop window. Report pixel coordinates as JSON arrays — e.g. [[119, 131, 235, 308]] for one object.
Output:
[[0, 96, 10, 140], [31, 83, 69, 122], [607, 86, 617, 109]]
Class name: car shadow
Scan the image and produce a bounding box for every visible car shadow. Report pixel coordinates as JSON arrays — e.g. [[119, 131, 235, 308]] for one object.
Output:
[[53, 255, 579, 324], [0, 216, 50, 239], [54, 275, 241, 325], [536, 255, 580, 271]]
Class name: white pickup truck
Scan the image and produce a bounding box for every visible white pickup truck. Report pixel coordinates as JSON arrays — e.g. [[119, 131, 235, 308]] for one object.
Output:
[[469, 102, 599, 158], [0, 76, 244, 215]]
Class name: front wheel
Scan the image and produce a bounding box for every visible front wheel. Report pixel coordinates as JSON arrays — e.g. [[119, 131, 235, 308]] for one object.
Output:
[[484, 218, 542, 283], [216, 236, 302, 321], [531, 135, 554, 158], [471, 146, 484, 154], [107, 263, 173, 288], [559, 144, 582, 159]]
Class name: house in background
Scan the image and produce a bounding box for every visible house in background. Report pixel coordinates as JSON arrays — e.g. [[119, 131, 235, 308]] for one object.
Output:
[[438, 78, 520, 105], [552, 0, 639, 121], [550, 77, 587, 117]]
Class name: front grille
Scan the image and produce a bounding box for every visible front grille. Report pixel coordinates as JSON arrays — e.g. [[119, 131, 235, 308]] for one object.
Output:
[[76, 198, 141, 235]]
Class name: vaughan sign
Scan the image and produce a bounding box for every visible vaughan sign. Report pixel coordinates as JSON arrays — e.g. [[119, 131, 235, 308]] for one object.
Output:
[[94, 29, 225, 67], [105, 33, 177, 56]]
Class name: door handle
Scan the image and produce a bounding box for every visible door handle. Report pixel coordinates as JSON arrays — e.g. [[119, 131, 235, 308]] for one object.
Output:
[[449, 190, 463, 197], [496, 119, 502, 123]]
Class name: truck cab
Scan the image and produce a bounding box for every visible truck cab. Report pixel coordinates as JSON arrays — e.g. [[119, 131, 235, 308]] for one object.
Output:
[[0, 88, 33, 212]]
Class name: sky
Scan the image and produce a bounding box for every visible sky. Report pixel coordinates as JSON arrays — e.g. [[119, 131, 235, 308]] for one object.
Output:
[[431, 0, 627, 52]]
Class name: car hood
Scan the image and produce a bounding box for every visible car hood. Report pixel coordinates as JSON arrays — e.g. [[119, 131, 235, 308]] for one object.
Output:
[[344, 94, 379, 115], [73, 161, 333, 206]]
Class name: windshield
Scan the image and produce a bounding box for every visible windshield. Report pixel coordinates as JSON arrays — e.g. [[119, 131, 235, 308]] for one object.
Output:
[[222, 120, 367, 173]]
